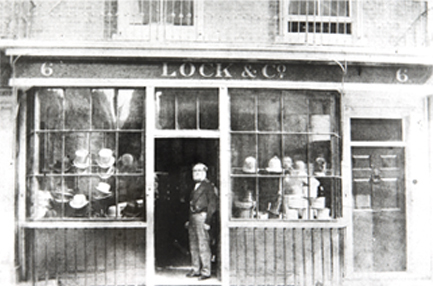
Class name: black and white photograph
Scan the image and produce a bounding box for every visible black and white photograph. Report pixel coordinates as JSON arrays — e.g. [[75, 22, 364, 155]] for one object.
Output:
[[0, 1, 432, 286]]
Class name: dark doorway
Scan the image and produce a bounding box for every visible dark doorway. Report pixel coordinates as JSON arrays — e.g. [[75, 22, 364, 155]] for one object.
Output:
[[155, 138, 219, 273]]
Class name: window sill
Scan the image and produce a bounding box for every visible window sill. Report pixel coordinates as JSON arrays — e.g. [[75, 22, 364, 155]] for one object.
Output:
[[20, 220, 147, 229], [228, 219, 346, 228], [275, 34, 353, 46]]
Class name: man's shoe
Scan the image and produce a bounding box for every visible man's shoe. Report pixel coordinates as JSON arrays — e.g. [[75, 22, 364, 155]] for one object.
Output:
[[186, 271, 201, 278], [198, 275, 211, 281]]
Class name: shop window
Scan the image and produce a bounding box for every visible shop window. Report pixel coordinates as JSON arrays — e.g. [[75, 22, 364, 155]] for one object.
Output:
[[230, 89, 342, 221], [117, 0, 200, 40], [26, 88, 146, 221], [278, 0, 352, 44], [155, 88, 218, 130]]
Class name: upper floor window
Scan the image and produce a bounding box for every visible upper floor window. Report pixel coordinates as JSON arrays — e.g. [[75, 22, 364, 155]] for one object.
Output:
[[117, 0, 201, 40], [279, 0, 353, 44]]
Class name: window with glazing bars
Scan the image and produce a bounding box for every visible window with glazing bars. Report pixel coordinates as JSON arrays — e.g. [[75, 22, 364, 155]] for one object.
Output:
[[285, 0, 351, 35], [26, 88, 146, 220], [230, 89, 342, 221], [129, 0, 194, 26]]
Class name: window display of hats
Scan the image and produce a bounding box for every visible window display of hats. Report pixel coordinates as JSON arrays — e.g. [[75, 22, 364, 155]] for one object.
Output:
[[96, 148, 116, 169], [50, 156, 72, 173], [117, 153, 136, 173], [51, 185, 74, 203], [69, 194, 89, 209], [266, 156, 283, 173], [93, 182, 112, 200], [73, 149, 90, 169], [242, 156, 257, 173]]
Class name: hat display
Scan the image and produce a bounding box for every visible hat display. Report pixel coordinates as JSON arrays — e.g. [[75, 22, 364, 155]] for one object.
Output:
[[122, 200, 143, 217], [73, 149, 90, 169], [51, 186, 74, 203], [96, 148, 115, 169], [312, 197, 326, 209], [51, 156, 72, 173], [242, 156, 257, 173], [95, 182, 111, 194], [98, 166, 114, 179], [266, 156, 283, 173], [316, 208, 331, 219], [282, 156, 293, 172], [284, 195, 308, 209], [117, 153, 136, 173], [69, 194, 89, 209]]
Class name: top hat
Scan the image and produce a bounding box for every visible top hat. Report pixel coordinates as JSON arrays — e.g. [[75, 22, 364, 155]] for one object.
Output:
[[69, 194, 89, 209], [266, 156, 283, 173], [73, 149, 90, 169], [96, 148, 115, 169], [242, 156, 257, 173]]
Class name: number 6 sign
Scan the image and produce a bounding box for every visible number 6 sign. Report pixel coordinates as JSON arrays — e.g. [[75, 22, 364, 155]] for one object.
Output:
[[40, 62, 54, 77]]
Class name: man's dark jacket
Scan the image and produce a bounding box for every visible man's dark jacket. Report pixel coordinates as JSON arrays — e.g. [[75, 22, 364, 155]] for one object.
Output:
[[189, 179, 218, 225]]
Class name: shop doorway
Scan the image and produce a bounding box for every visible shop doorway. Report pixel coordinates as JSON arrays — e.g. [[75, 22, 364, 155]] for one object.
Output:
[[154, 138, 220, 276]]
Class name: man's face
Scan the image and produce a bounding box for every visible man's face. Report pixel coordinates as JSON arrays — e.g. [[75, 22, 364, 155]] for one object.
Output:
[[192, 167, 207, 182]]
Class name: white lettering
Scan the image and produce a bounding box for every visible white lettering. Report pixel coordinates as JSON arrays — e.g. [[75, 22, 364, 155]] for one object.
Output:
[[179, 63, 196, 77], [161, 62, 177, 77], [262, 65, 276, 79], [215, 63, 233, 78], [199, 63, 215, 78]]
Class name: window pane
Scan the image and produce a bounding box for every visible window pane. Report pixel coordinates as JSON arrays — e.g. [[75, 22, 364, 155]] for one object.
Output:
[[258, 135, 282, 170], [231, 134, 257, 174], [283, 91, 308, 132], [199, 91, 218, 130], [166, 0, 194, 26], [232, 178, 256, 219], [230, 91, 255, 131], [177, 91, 197, 129], [92, 89, 116, 130], [258, 90, 281, 131], [118, 89, 145, 130], [156, 89, 175, 129], [283, 134, 309, 164], [351, 119, 402, 141], [37, 89, 63, 130], [65, 89, 91, 130]]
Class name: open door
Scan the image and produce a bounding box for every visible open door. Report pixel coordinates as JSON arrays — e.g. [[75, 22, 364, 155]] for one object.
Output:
[[154, 138, 220, 279]]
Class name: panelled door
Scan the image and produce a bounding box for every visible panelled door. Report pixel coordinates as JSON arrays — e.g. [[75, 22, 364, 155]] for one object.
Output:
[[351, 147, 406, 272]]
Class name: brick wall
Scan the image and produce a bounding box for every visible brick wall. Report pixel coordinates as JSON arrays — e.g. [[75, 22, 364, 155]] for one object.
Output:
[[1, 0, 429, 48]]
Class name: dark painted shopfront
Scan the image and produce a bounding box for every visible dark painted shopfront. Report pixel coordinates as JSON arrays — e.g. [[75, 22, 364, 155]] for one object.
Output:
[[10, 56, 432, 286]]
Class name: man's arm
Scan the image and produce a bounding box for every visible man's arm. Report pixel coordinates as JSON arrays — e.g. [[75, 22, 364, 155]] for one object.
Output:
[[205, 185, 218, 226]]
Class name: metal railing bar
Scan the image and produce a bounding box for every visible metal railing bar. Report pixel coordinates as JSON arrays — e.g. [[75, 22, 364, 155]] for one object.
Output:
[[273, 228, 277, 286], [321, 228, 325, 285], [283, 228, 287, 286], [292, 228, 297, 286], [253, 227, 257, 286], [54, 229, 58, 282], [44, 230, 48, 285], [74, 230, 78, 282], [114, 228, 117, 286]]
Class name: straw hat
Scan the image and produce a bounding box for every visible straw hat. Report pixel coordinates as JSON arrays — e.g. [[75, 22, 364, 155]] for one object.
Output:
[[95, 182, 111, 194], [69, 194, 89, 209], [98, 166, 115, 179]]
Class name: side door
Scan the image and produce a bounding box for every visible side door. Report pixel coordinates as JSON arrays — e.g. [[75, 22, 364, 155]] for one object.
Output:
[[351, 147, 406, 272]]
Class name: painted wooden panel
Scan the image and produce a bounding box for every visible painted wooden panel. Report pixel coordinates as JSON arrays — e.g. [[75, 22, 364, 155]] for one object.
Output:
[[229, 227, 345, 286], [26, 228, 146, 285]]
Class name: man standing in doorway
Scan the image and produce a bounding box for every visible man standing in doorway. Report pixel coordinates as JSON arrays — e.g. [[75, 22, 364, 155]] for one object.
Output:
[[185, 163, 218, 281]]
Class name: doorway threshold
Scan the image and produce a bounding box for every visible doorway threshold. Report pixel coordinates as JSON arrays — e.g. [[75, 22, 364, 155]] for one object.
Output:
[[155, 266, 221, 285]]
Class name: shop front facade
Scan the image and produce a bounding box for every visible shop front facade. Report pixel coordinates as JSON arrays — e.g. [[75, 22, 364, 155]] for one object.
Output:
[[1, 55, 430, 286], [1, 1, 433, 286]]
